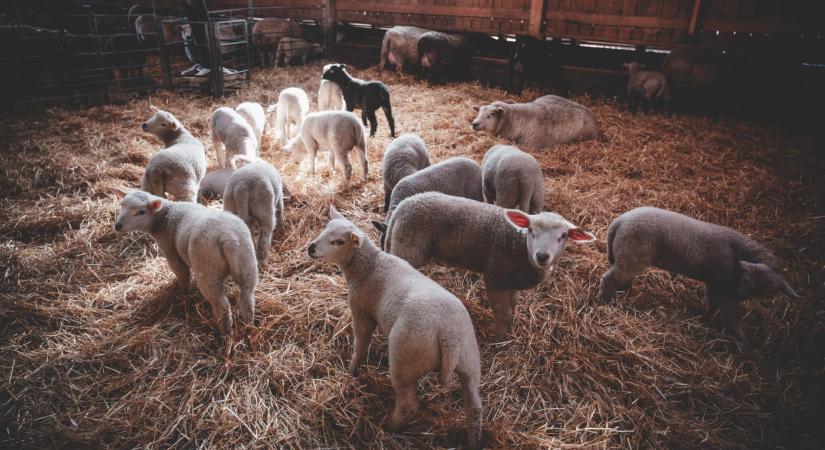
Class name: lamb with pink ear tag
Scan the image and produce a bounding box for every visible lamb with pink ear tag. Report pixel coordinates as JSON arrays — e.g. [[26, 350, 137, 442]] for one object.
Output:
[[379, 191, 596, 342]]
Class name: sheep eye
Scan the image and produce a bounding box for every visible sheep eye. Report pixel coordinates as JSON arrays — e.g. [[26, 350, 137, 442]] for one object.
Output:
[[334, 239, 345, 245], [560, 231, 567, 241], [138, 209, 146, 215]]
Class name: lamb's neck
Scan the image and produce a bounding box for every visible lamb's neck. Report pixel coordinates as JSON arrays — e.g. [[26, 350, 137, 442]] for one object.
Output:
[[149, 203, 175, 241], [163, 128, 195, 147], [340, 241, 381, 283]]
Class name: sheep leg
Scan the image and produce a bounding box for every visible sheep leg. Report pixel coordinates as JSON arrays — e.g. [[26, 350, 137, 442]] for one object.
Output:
[[364, 108, 379, 138], [388, 378, 419, 431], [458, 368, 483, 450], [356, 144, 368, 181], [720, 300, 747, 344], [213, 136, 226, 168], [275, 195, 285, 230], [336, 148, 352, 182], [487, 288, 515, 342], [597, 266, 634, 303], [161, 246, 190, 291], [361, 109, 368, 127], [305, 139, 319, 175], [197, 277, 233, 335], [255, 214, 274, 263], [349, 313, 377, 376], [382, 102, 396, 138], [383, 188, 391, 213], [328, 149, 336, 171]]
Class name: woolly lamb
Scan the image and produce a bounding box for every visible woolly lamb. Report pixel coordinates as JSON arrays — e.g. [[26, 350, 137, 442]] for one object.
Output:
[[373, 157, 482, 249], [140, 107, 206, 203], [597, 207, 799, 342], [235, 102, 267, 149], [308, 207, 482, 450], [623, 62, 670, 112], [267, 87, 310, 147], [275, 37, 321, 66], [471, 95, 598, 150], [210, 107, 258, 169], [318, 64, 345, 111], [381, 134, 430, 212], [384, 192, 595, 341], [114, 190, 257, 334], [417, 31, 472, 83], [379, 26, 429, 73], [223, 155, 285, 263], [283, 110, 368, 182], [481, 144, 544, 214], [198, 168, 234, 204], [322, 63, 396, 138]]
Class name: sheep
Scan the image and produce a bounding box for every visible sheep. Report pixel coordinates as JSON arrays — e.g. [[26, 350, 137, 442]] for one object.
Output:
[[379, 26, 429, 73], [267, 87, 310, 147], [471, 95, 599, 150], [210, 107, 258, 169], [322, 63, 396, 138], [481, 144, 544, 214], [235, 102, 267, 150], [308, 207, 482, 450], [113, 190, 258, 335], [198, 168, 234, 204], [318, 64, 345, 111], [381, 134, 430, 212], [597, 207, 799, 343], [372, 157, 482, 249], [623, 62, 670, 112], [417, 31, 472, 83], [223, 155, 285, 264], [383, 192, 595, 341], [275, 37, 322, 66], [251, 18, 305, 66], [140, 107, 206, 203], [283, 110, 368, 183]]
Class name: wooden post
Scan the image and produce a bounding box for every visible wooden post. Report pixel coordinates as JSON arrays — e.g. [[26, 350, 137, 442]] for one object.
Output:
[[528, 0, 547, 39], [322, 0, 337, 57], [688, 0, 703, 35]]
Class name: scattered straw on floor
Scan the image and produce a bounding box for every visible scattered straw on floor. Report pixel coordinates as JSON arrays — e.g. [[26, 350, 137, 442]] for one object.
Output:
[[1, 62, 823, 449]]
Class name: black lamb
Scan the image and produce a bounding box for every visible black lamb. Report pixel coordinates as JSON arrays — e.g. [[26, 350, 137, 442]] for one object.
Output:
[[321, 63, 396, 138]]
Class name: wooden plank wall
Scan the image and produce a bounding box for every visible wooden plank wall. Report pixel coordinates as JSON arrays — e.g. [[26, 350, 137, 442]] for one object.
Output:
[[206, 0, 823, 52]]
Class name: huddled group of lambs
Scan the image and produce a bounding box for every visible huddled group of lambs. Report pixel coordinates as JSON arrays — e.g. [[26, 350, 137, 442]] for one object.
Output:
[[113, 54, 798, 450]]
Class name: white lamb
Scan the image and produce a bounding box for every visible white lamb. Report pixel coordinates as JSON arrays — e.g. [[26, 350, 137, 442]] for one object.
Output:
[[210, 106, 258, 169], [235, 101, 267, 150], [481, 144, 545, 213], [318, 64, 345, 111], [267, 87, 310, 147], [308, 207, 482, 450], [283, 110, 368, 182], [140, 107, 206, 203], [223, 155, 285, 264], [114, 189, 258, 335]]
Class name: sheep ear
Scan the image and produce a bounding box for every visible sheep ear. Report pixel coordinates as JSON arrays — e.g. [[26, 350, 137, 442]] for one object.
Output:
[[149, 199, 163, 211], [330, 206, 344, 220], [371, 221, 387, 232], [568, 227, 596, 244], [149, 104, 159, 112], [780, 279, 800, 299], [349, 231, 361, 247], [169, 121, 179, 131], [505, 210, 530, 229], [112, 187, 128, 199], [493, 106, 504, 116], [472, 105, 480, 112]]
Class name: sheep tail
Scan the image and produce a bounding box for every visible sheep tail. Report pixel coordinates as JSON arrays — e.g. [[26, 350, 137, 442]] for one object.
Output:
[[606, 219, 619, 265]]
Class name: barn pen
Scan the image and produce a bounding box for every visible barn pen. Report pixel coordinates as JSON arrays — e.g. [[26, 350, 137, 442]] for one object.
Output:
[[1, 1, 824, 449]]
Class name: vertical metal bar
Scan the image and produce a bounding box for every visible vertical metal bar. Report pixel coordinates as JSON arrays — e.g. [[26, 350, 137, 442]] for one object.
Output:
[[89, 12, 107, 102], [154, 0, 173, 89], [689, 0, 703, 36], [208, 21, 224, 98], [244, 18, 252, 85]]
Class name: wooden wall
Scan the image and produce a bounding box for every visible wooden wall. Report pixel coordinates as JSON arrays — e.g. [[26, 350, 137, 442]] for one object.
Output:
[[206, 0, 824, 53]]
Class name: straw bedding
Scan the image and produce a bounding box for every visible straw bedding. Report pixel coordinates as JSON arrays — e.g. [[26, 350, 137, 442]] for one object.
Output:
[[1, 62, 823, 449]]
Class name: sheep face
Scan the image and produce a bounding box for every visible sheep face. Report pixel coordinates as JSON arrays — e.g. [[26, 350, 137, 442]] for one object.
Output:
[[308, 207, 362, 265], [505, 210, 595, 270], [471, 104, 505, 135], [321, 63, 348, 84], [142, 108, 179, 138], [738, 261, 799, 300], [283, 137, 307, 162], [114, 191, 163, 233]]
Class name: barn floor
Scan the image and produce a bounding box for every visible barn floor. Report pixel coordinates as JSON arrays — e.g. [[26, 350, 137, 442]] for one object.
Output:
[[1, 62, 823, 449]]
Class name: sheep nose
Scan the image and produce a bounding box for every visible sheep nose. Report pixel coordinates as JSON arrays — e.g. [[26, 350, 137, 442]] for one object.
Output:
[[141, 123, 148, 131], [536, 251, 550, 264], [308, 243, 316, 256], [471, 122, 479, 130], [115, 222, 123, 231]]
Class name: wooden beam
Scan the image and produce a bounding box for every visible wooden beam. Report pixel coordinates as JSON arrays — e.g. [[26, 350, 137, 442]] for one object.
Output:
[[546, 11, 690, 30], [528, 0, 547, 38], [335, 3, 530, 21], [688, 0, 702, 36], [321, 0, 336, 56]]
